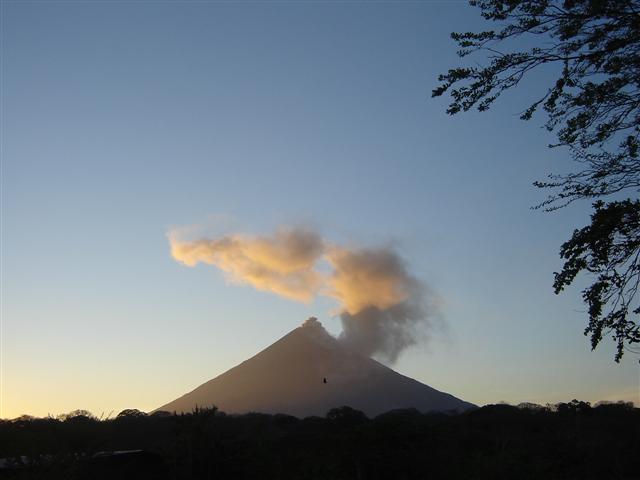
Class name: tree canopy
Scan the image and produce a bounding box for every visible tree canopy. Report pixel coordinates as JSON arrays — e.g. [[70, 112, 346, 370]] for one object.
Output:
[[2, 404, 638, 479], [433, 0, 640, 360]]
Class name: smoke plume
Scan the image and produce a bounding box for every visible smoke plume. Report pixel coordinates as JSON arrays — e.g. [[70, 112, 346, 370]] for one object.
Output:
[[326, 247, 427, 362], [169, 226, 436, 362]]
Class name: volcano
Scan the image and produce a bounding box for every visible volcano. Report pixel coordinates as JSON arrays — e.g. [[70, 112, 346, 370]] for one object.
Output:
[[156, 318, 475, 417]]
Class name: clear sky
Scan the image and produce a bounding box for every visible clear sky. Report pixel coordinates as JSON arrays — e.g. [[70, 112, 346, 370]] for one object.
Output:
[[2, 0, 638, 419]]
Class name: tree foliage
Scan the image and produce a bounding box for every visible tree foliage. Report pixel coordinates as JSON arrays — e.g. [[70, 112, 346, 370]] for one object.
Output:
[[433, 0, 640, 360], [116, 409, 148, 419], [57, 409, 96, 422], [1, 405, 638, 479], [554, 199, 640, 359]]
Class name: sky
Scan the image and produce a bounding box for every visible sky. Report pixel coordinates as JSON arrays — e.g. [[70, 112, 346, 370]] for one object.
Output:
[[2, 0, 638, 419]]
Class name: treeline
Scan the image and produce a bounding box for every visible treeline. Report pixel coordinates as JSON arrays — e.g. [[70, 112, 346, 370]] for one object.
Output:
[[0, 400, 638, 479]]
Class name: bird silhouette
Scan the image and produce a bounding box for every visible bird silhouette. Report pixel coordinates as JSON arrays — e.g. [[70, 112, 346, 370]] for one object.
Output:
[[323, 377, 327, 384]]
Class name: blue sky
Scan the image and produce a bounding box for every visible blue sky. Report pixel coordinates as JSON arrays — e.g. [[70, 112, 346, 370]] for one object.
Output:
[[2, 0, 638, 418]]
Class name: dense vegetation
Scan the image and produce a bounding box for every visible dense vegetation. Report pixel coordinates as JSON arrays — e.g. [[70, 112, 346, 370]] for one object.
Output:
[[1, 401, 638, 479]]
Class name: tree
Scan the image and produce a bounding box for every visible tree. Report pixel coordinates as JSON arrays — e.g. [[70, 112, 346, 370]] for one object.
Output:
[[433, 0, 640, 361], [57, 409, 96, 421], [116, 408, 147, 419], [326, 406, 369, 427]]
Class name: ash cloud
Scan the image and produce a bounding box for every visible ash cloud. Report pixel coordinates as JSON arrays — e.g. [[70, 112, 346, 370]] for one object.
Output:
[[169, 226, 438, 362], [326, 247, 428, 363]]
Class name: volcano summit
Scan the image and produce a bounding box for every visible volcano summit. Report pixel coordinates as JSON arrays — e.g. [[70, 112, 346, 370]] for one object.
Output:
[[156, 318, 474, 417]]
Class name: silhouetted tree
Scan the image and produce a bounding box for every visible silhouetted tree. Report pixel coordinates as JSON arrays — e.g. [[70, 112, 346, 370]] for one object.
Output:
[[516, 402, 547, 411], [116, 409, 147, 419], [594, 400, 635, 413], [149, 410, 172, 418], [556, 398, 592, 414], [10, 414, 36, 422], [2, 404, 639, 479], [326, 406, 369, 428], [57, 409, 96, 422], [433, 0, 640, 361]]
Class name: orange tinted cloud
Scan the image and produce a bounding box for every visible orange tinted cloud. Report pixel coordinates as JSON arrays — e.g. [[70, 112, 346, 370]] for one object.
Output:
[[169, 225, 435, 361], [325, 246, 414, 314], [169, 228, 324, 303]]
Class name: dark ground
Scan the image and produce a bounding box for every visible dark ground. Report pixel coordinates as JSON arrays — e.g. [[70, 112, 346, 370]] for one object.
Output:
[[1, 401, 638, 479]]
